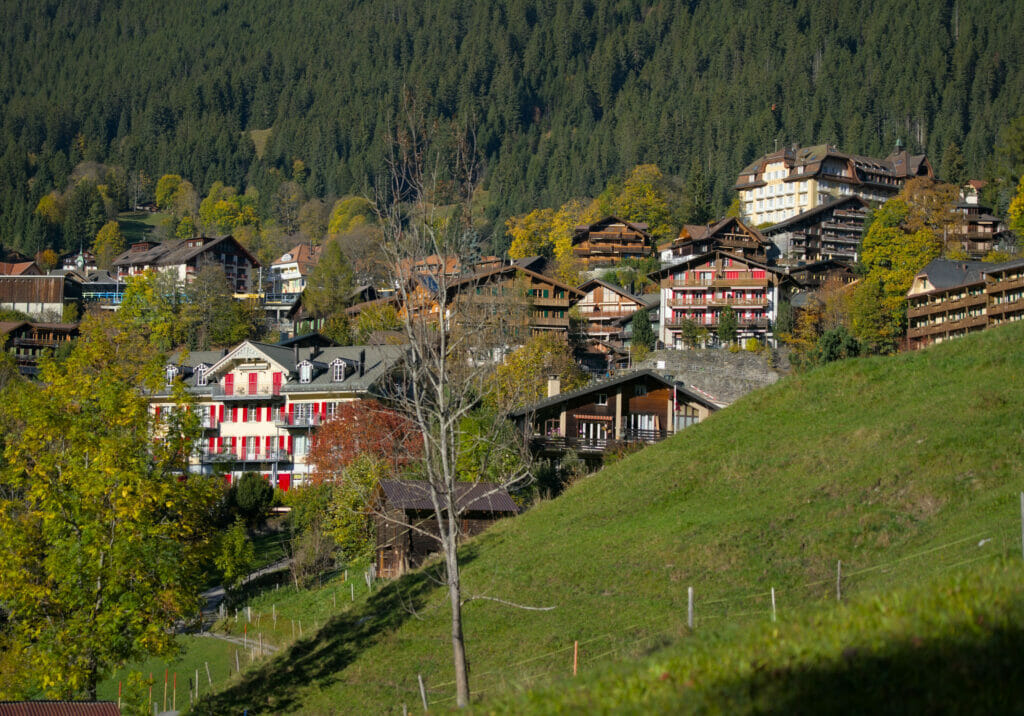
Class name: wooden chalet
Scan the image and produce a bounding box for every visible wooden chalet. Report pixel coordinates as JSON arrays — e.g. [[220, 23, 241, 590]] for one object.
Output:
[[373, 479, 519, 578], [907, 258, 1024, 350], [786, 259, 857, 291], [761, 195, 870, 262], [110, 235, 259, 292], [0, 321, 79, 376], [575, 278, 653, 343], [510, 370, 718, 458], [572, 217, 654, 268], [665, 217, 774, 263]]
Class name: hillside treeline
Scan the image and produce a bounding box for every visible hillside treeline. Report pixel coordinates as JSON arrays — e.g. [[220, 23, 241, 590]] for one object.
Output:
[[2, 0, 1023, 255]]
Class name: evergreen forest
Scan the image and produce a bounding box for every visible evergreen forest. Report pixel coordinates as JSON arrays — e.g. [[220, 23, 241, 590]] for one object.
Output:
[[2, 0, 1023, 256]]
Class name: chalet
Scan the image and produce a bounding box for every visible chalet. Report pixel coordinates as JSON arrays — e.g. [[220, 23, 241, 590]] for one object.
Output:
[[785, 259, 858, 291], [650, 250, 789, 347], [575, 278, 653, 343], [949, 201, 1010, 258], [510, 370, 718, 458], [761, 195, 870, 262], [152, 340, 405, 488], [0, 275, 82, 320], [270, 243, 322, 297], [373, 479, 519, 578], [0, 260, 42, 276], [110, 235, 259, 292], [906, 258, 1024, 350], [664, 217, 775, 263], [572, 217, 654, 268], [60, 249, 98, 272], [736, 142, 932, 226], [0, 321, 79, 376]]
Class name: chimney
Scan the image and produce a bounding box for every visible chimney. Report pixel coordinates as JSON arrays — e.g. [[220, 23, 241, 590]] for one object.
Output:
[[547, 375, 561, 397], [293, 344, 298, 365], [359, 349, 366, 378]]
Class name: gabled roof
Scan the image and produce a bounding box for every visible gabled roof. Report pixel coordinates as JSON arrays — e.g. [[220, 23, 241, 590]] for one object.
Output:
[[647, 250, 782, 280], [508, 369, 719, 417], [761, 196, 870, 235], [909, 259, 988, 295], [111, 235, 259, 269], [0, 261, 41, 276], [0, 320, 29, 336], [575, 278, 646, 304], [573, 215, 650, 238], [272, 243, 322, 274], [377, 479, 519, 514]]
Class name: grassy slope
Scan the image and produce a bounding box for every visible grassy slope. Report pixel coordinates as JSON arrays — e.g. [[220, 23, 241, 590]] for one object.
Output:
[[181, 322, 1024, 713]]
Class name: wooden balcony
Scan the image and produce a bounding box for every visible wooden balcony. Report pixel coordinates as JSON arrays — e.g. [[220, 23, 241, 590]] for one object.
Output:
[[986, 296, 1024, 318], [987, 276, 1024, 293], [908, 294, 986, 317], [531, 315, 571, 328], [527, 429, 669, 454], [907, 315, 987, 338], [532, 296, 572, 308]]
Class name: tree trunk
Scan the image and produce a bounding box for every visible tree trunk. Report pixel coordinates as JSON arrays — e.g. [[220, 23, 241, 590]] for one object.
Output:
[[446, 543, 470, 707]]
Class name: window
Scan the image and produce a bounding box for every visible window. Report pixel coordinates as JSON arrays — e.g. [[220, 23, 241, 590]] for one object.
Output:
[[596, 393, 608, 406], [298, 361, 312, 384], [196, 365, 207, 386], [165, 365, 177, 386], [331, 360, 346, 382], [634, 384, 648, 396]]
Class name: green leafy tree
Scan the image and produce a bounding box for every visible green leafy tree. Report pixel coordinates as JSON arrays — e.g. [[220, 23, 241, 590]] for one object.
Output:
[[354, 303, 401, 342], [323, 454, 390, 565], [485, 332, 589, 412], [118, 270, 182, 351], [816, 326, 861, 363], [232, 472, 274, 530], [717, 306, 738, 344], [303, 239, 355, 318], [631, 308, 656, 351], [1008, 178, 1024, 237], [92, 220, 125, 269], [215, 517, 256, 593], [155, 174, 184, 210], [0, 314, 219, 699], [175, 215, 197, 239], [595, 164, 683, 241]]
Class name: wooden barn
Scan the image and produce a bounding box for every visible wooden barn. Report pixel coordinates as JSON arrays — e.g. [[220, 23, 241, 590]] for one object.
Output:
[[372, 479, 519, 579]]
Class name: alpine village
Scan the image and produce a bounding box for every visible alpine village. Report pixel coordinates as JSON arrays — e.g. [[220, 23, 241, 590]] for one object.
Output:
[[1, 2, 1024, 714]]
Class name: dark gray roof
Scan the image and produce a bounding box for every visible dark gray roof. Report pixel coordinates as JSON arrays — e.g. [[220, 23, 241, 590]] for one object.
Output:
[[378, 479, 519, 514], [111, 235, 259, 269], [761, 196, 869, 235], [914, 259, 988, 291], [508, 369, 719, 417]]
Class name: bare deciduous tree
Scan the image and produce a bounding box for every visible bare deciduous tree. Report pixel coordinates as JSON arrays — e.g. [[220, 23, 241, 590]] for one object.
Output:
[[372, 110, 536, 708]]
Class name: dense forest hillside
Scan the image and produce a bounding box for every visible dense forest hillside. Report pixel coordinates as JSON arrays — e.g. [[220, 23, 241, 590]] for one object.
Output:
[[2, 0, 1023, 255]]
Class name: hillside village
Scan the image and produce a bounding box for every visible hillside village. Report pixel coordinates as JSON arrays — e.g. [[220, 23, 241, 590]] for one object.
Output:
[[3, 1, 1024, 708]]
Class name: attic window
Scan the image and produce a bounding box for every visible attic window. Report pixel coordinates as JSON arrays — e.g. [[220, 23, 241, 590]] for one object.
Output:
[[596, 393, 608, 406], [165, 365, 178, 386], [635, 384, 648, 397], [196, 365, 208, 387], [331, 359, 347, 382], [298, 361, 313, 384]]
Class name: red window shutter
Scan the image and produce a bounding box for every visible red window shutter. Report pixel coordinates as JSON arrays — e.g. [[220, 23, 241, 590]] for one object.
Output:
[[287, 436, 293, 454], [225, 374, 234, 396], [266, 407, 272, 422], [321, 401, 327, 417], [279, 435, 285, 450], [154, 406, 161, 419], [248, 372, 257, 395], [265, 436, 272, 453], [288, 404, 294, 418], [278, 474, 291, 491], [753, 270, 766, 279], [231, 407, 238, 423], [219, 405, 225, 422], [217, 437, 223, 451], [225, 474, 232, 484], [273, 372, 282, 394], [241, 437, 247, 453], [230, 436, 236, 453], [242, 407, 248, 422], [208, 437, 215, 451]]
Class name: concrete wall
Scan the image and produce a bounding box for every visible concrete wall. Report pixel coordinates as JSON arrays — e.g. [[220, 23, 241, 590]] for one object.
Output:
[[636, 347, 790, 405]]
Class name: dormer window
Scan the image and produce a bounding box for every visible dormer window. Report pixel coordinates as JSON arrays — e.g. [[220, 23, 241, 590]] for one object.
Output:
[[298, 361, 313, 384], [165, 365, 178, 386], [196, 365, 208, 387], [331, 359, 350, 382]]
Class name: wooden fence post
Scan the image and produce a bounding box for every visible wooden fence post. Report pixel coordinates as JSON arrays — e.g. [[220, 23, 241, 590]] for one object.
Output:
[[687, 586, 694, 629], [770, 587, 777, 623], [418, 673, 428, 712], [836, 560, 842, 601]]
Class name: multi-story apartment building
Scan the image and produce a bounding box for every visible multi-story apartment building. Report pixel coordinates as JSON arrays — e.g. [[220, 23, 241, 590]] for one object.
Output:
[[735, 142, 932, 226], [662, 217, 774, 263], [574, 278, 653, 343], [906, 258, 1024, 349], [0, 320, 79, 376], [111, 235, 259, 292], [572, 217, 654, 268], [650, 250, 787, 347], [152, 340, 405, 489], [949, 201, 1010, 258], [761, 196, 869, 262]]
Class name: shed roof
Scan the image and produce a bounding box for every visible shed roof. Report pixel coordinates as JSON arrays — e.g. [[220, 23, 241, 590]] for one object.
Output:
[[0, 702, 120, 716], [378, 479, 519, 514]]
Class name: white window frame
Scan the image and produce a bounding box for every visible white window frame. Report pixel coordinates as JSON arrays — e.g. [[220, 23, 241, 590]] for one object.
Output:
[[331, 359, 346, 382], [298, 361, 313, 384], [196, 365, 208, 386], [596, 393, 608, 406]]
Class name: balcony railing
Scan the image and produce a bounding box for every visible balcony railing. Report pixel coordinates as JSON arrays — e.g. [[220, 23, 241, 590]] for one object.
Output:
[[209, 384, 284, 400], [528, 429, 669, 454], [273, 414, 323, 428], [198, 447, 292, 463]]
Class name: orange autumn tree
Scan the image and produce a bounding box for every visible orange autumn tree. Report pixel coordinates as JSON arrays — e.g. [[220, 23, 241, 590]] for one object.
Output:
[[307, 399, 421, 484]]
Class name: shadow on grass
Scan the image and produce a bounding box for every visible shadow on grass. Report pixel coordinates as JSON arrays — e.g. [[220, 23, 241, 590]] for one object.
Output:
[[192, 546, 479, 714], [719, 622, 1024, 715]]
